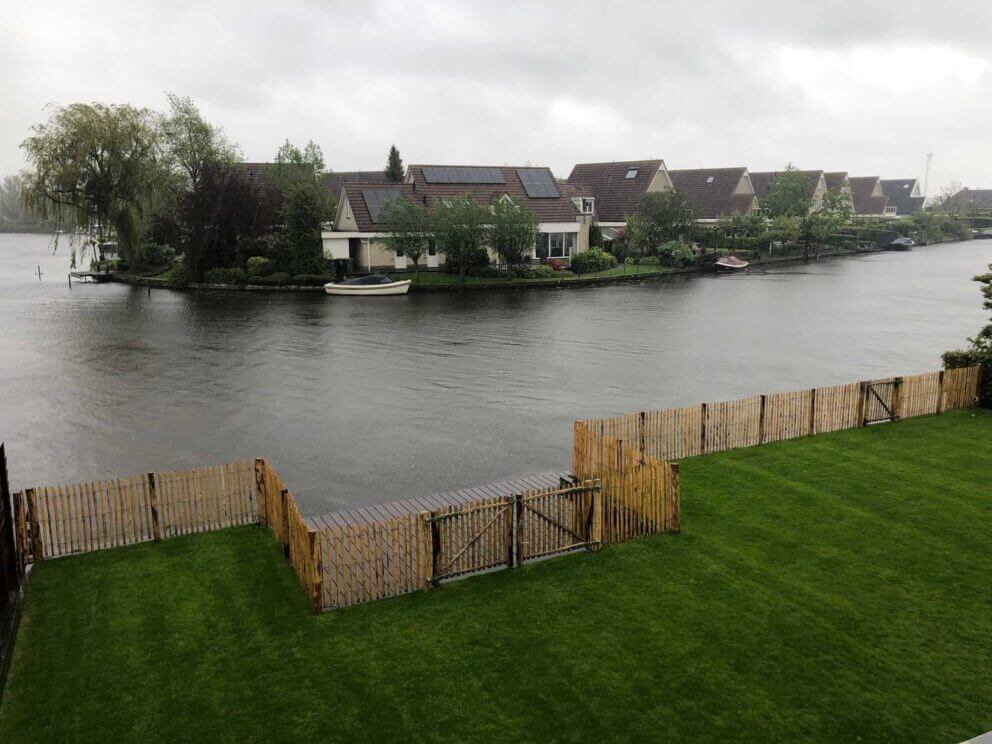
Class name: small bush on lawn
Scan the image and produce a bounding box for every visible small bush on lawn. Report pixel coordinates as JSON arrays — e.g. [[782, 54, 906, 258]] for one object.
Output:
[[656, 240, 694, 267], [291, 274, 333, 286], [570, 249, 617, 274], [249, 272, 292, 286], [203, 267, 247, 285], [246, 256, 275, 277]]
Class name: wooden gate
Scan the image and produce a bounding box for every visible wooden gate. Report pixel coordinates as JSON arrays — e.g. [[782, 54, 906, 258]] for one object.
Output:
[[863, 378, 900, 424], [427, 484, 600, 585]]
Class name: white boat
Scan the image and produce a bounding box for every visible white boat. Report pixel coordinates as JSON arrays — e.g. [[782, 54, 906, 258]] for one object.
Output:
[[715, 255, 749, 271], [324, 273, 412, 296]]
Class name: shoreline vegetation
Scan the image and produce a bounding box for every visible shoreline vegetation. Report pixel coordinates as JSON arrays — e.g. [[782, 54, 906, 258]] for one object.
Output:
[[101, 240, 956, 293]]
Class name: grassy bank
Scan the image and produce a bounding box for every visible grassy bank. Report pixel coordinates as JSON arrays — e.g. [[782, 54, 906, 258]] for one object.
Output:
[[3, 410, 990, 742]]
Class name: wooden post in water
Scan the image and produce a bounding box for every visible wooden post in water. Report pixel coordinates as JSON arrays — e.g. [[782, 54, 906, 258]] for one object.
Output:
[[147, 472, 161, 541], [24, 488, 43, 563], [253, 458, 267, 525]]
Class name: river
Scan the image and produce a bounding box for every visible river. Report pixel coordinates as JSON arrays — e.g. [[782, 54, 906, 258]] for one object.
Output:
[[1, 233, 989, 513]]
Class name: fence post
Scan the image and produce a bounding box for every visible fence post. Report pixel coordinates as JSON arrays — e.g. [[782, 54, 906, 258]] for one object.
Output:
[[758, 394, 767, 445], [638, 412, 646, 463], [146, 472, 161, 541], [280, 489, 290, 561], [308, 530, 323, 614], [892, 376, 903, 420], [699, 402, 708, 455], [936, 370, 945, 414], [253, 458, 267, 525], [429, 513, 441, 586], [506, 496, 517, 568], [420, 512, 433, 590], [857, 381, 867, 426], [592, 479, 603, 547], [669, 463, 681, 534], [13, 491, 28, 573], [514, 494, 525, 566], [808, 387, 817, 436], [24, 488, 43, 563]]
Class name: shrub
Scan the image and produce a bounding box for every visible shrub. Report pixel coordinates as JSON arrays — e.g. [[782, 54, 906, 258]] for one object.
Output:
[[249, 272, 292, 286], [133, 242, 176, 270], [570, 248, 617, 274], [943, 349, 992, 408], [203, 267, 247, 285], [167, 265, 190, 288], [291, 274, 333, 286], [246, 256, 275, 277], [656, 240, 694, 267]]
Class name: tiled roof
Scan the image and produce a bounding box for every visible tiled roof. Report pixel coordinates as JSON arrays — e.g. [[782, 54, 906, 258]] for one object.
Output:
[[750, 170, 823, 201], [323, 170, 390, 200], [338, 165, 580, 232], [566, 160, 665, 222], [880, 179, 925, 215], [947, 188, 992, 210], [848, 177, 889, 214], [406, 165, 580, 223], [824, 172, 849, 193], [667, 168, 757, 220]]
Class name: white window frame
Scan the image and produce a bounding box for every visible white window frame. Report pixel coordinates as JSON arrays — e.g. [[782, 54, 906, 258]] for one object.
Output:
[[625, 169, 638, 179], [580, 197, 595, 214]]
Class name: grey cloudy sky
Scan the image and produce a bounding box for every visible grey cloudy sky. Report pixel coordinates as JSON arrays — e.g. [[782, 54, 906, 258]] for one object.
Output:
[[3, 0, 991, 192]]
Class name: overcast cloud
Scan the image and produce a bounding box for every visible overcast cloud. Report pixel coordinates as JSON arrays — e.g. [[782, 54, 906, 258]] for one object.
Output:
[[2, 0, 990, 191]]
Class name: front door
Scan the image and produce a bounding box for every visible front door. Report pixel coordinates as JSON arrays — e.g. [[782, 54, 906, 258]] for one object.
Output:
[[394, 254, 408, 270]]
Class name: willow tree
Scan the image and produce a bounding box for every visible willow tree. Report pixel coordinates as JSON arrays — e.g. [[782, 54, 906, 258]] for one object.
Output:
[[381, 196, 432, 274], [20, 103, 164, 264]]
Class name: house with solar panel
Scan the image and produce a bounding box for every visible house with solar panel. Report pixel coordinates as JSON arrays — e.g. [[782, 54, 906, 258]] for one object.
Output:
[[564, 160, 673, 241], [321, 165, 591, 271]]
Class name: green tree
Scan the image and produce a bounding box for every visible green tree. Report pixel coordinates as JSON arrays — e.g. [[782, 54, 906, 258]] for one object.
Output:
[[762, 165, 815, 220], [488, 197, 539, 267], [161, 93, 237, 188], [20, 102, 164, 263], [944, 263, 992, 406], [626, 190, 695, 256], [385, 145, 404, 183], [275, 181, 324, 274], [380, 196, 432, 274], [432, 195, 490, 282], [763, 165, 850, 258]]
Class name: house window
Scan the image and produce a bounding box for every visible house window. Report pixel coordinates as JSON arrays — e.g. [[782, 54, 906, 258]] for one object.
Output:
[[706, 176, 715, 183], [625, 168, 638, 179], [581, 197, 595, 214], [537, 232, 576, 259], [885, 206, 898, 215], [428, 241, 437, 257]]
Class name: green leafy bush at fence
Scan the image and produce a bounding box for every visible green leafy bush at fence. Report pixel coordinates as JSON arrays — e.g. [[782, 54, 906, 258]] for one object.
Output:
[[249, 272, 292, 286], [290, 274, 333, 286], [943, 350, 991, 408], [570, 248, 617, 274], [520, 265, 573, 279], [203, 267, 247, 285], [246, 256, 275, 277]]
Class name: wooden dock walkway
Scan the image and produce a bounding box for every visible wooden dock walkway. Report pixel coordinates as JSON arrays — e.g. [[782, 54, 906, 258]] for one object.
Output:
[[305, 472, 572, 530]]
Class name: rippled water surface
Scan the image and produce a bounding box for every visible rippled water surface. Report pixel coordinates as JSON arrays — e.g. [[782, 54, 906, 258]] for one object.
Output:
[[1, 233, 989, 513]]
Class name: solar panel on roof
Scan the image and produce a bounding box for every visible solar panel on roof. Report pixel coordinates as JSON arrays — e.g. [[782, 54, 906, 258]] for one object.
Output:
[[421, 166, 504, 184], [516, 168, 560, 198], [363, 188, 402, 223]]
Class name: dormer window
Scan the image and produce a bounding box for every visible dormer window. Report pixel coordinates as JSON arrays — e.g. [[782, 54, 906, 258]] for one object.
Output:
[[625, 168, 638, 179], [706, 176, 715, 184], [581, 197, 595, 215]]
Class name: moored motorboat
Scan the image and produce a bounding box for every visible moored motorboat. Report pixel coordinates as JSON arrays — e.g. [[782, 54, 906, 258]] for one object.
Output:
[[324, 273, 412, 296], [715, 255, 749, 271], [888, 237, 914, 251]]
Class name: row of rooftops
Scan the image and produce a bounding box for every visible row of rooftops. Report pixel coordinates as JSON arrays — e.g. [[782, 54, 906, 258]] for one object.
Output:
[[236, 160, 928, 233]]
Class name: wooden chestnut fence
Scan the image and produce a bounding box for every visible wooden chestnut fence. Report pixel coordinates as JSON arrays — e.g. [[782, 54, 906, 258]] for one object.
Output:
[[578, 365, 982, 461], [11, 431, 681, 612]]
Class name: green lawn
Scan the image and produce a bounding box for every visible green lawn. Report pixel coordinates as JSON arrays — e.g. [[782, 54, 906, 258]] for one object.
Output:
[[2, 410, 991, 742]]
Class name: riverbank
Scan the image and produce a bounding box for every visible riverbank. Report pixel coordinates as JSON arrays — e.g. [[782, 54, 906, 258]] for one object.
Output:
[[109, 244, 887, 293], [3, 410, 989, 742]]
